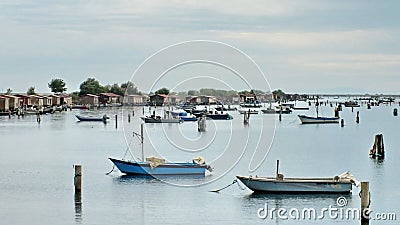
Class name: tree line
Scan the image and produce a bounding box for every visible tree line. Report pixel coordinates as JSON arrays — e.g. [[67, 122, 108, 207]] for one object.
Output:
[[3, 77, 277, 99]]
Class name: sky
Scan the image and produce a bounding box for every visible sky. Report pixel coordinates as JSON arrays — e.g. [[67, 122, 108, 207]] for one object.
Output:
[[0, 0, 399, 94]]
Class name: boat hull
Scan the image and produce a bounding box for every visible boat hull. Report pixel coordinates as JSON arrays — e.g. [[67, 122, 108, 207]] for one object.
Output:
[[141, 117, 182, 123], [236, 176, 352, 194], [109, 158, 207, 175], [75, 115, 106, 122], [298, 115, 339, 124]]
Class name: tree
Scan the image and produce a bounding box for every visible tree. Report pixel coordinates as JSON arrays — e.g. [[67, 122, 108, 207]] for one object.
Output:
[[79, 78, 107, 96], [187, 90, 198, 96], [272, 89, 286, 101], [48, 78, 67, 94], [109, 83, 124, 96], [5, 88, 12, 95], [27, 86, 36, 95], [121, 81, 140, 95], [155, 87, 170, 95]]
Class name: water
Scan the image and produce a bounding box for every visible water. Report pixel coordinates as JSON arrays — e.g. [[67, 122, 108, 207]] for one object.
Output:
[[0, 102, 399, 224]]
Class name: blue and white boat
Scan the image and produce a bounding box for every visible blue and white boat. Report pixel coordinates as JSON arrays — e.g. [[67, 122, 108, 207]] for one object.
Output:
[[170, 109, 197, 121], [109, 126, 212, 176], [109, 157, 211, 176]]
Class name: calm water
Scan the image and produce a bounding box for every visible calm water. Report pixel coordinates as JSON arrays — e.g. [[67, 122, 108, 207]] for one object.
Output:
[[0, 101, 399, 225]]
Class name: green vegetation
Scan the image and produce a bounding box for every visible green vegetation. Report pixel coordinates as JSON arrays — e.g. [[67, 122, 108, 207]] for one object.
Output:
[[5, 88, 12, 95], [109, 83, 124, 96], [121, 81, 141, 95], [79, 78, 108, 96], [27, 86, 36, 95], [272, 89, 286, 100], [48, 78, 67, 94], [155, 88, 170, 95]]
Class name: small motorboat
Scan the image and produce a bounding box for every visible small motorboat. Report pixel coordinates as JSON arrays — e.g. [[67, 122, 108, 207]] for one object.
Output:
[[236, 161, 359, 194], [141, 116, 183, 123], [298, 115, 340, 124], [75, 114, 108, 122]]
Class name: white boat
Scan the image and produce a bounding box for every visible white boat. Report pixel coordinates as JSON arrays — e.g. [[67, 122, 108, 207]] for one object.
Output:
[[298, 115, 340, 124], [236, 161, 358, 194], [298, 98, 339, 124], [141, 116, 182, 123], [238, 108, 260, 114], [237, 175, 354, 194]]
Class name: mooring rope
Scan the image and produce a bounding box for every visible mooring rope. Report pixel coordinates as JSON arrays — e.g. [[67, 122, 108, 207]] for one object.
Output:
[[210, 179, 238, 193], [105, 165, 115, 175]]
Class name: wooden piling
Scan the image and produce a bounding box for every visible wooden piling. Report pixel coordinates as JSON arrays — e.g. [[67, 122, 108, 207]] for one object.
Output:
[[115, 114, 118, 128], [198, 115, 206, 132], [394, 108, 398, 116], [360, 181, 370, 224], [356, 111, 360, 123], [243, 112, 249, 124], [140, 123, 144, 161], [74, 165, 82, 193], [370, 134, 384, 159], [367, 104, 371, 109], [132, 111, 135, 117], [334, 107, 339, 117], [142, 107, 144, 114], [128, 114, 131, 123], [340, 119, 344, 127]]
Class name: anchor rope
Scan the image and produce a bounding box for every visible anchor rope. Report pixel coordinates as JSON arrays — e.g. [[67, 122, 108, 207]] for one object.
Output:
[[210, 179, 238, 193], [106, 132, 137, 175]]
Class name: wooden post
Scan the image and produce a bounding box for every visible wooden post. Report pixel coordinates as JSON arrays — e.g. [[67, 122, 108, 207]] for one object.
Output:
[[360, 181, 370, 224], [351, 106, 354, 112], [275, 160, 279, 180], [115, 114, 118, 129], [198, 115, 206, 132], [132, 111, 135, 117], [371, 134, 385, 159], [394, 108, 398, 116], [243, 112, 248, 124], [367, 104, 371, 109], [128, 114, 131, 123], [142, 107, 144, 115], [74, 165, 82, 193], [334, 107, 339, 117], [356, 111, 360, 123], [341, 119, 344, 127], [36, 113, 41, 123], [140, 123, 144, 161]]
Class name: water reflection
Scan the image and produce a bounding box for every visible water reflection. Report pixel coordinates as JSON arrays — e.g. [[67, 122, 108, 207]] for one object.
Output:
[[74, 192, 83, 224]]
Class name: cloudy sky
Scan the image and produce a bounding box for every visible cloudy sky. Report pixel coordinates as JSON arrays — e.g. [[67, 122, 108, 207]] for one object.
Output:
[[1, 0, 399, 94]]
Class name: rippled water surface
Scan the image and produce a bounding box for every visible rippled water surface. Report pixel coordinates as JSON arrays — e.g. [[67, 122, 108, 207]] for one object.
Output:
[[0, 102, 399, 224]]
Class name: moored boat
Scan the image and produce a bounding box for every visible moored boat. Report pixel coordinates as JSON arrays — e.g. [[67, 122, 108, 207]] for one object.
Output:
[[236, 175, 354, 194], [109, 126, 213, 176], [109, 157, 211, 176], [236, 160, 358, 194], [344, 101, 360, 107], [298, 115, 340, 124], [75, 114, 108, 122], [141, 116, 182, 123]]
